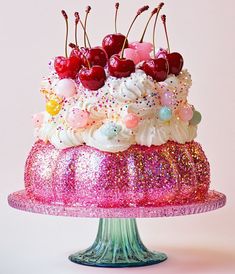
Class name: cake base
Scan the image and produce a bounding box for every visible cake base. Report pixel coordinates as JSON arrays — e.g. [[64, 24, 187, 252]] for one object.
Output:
[[69, 218, 167, 268], [8, 190, 226, 218]]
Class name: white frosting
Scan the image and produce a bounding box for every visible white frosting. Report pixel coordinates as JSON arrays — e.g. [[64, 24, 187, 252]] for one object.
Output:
[[135, 119, 170, 146], [82, 124, 134, 153], [36, 69, 197, 152]]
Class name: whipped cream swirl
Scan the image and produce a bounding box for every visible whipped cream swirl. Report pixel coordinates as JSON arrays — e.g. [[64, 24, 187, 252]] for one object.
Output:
[[35, 69, 197, 152]]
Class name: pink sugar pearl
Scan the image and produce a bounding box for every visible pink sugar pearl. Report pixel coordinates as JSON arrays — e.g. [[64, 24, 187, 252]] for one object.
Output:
[[129, 42, 153, 62], [123, 48, 141, 65], [160, 91, 176, 107], [124, 113, 140, 129], [67, 109, 89, 129], [55, 79, 77, 98], [32, 112, 44, 128], [178, 104, 194, 122]]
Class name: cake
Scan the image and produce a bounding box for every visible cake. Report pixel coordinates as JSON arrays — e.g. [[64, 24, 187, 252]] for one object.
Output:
[[15, 4, 211, 209]]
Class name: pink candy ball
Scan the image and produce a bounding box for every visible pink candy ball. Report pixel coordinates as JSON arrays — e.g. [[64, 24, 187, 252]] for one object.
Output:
[[129, 42, 153, 62], [177, 104, 194, 122], [130, 42, 153, 52], [160, 91, 176, 107], [67, 109, 90, 129], [123, 48, 141, 65], [32, 112, 44, 128], [124, 113, 140, 129], [55, 79, 77, 98]]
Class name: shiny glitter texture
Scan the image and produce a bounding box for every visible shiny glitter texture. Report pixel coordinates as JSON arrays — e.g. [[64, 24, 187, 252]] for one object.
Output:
[[22, 140, 211, 209], [8, 190, 226, 218]]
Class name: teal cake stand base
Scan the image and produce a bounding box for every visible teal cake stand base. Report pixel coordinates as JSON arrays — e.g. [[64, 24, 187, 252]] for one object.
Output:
[[69, 218, 167, 268]]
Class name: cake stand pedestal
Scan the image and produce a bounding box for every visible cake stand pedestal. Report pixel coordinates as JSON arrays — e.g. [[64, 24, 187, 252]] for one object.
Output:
[[8, 190, 226, 268], [69, 218, 167, 267]]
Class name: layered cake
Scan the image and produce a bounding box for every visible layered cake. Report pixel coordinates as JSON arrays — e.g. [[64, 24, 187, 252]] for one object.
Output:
[[13, 4, 212, 209]]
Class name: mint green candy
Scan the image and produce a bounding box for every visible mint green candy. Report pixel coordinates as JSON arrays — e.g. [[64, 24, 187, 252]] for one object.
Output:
[[190, 110, 202, 125], [159, 107, 172, 121], [101, 122, 122, 139]]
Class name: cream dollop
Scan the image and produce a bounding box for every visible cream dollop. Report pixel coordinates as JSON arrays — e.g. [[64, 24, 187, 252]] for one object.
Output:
[[108, 70, 157, 102], [35, 69, 197, 152], [135, 119, 170, 146]]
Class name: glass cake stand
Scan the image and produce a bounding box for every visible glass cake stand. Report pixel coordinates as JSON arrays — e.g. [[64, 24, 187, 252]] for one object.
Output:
[[8, 190, 226, 268]]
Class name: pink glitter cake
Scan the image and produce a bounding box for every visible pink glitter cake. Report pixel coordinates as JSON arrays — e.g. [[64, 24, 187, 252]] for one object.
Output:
[[9, 4, 220, 213], [25, 140, 209, 208]]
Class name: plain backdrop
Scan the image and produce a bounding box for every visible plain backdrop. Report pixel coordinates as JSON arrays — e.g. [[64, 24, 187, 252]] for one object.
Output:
[[0, 0, 235, 274]]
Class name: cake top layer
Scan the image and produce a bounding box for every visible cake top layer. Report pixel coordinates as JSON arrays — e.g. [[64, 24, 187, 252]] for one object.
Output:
[[32, 3, 202, 153]]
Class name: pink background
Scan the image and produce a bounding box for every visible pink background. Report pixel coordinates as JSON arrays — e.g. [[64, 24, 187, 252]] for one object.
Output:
[[0, 0, 234, 273]]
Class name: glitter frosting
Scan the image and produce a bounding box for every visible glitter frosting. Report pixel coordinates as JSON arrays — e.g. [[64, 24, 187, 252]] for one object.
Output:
[[23, 140, 210, 208]]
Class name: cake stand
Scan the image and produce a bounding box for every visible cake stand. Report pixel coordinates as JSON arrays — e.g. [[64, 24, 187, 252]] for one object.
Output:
[[8, 189, 226, 268]]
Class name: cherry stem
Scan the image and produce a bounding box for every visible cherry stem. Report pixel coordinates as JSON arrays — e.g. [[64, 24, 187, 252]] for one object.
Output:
[[121, 5, 149, 58], [75, 14, 79, 47], [139, 3, 164, 43], [74, 12, 91, 49], [161, 14, 171, 53], [84, 54, 91, 69], [115, 2, 120, 34], [84, 6, 91, 48], [152, 3, 164, 57], [69, 43, 78, 49], [61, 10, 68, 58]]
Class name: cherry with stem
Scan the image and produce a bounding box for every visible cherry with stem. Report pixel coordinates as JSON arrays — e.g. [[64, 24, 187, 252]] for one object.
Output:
[[72, 13, 108, 68], [108, 6, 149, 78], [102, 3, 128, 58], [78, 49, 106, 90], [161, 14, 184, 75], [54, 10, 82, 79]]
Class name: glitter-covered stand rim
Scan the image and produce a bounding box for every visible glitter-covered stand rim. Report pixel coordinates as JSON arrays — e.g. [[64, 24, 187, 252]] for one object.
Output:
[[8, 190, 226, 218]]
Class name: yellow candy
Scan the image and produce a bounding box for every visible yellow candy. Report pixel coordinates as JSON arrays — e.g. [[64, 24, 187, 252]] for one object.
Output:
[[46, 100, 61, 116]]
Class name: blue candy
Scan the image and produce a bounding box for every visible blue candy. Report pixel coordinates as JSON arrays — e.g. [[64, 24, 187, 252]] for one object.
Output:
[[101, 122, 122, 139], [159, 107, 172, 121]]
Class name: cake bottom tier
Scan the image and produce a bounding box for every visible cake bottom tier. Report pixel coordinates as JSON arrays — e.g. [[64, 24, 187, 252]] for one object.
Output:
[[24, 140, 210, 208]]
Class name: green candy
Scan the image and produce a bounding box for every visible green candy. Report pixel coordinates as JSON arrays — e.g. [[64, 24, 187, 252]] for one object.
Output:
[[190, 110, 202, 126]]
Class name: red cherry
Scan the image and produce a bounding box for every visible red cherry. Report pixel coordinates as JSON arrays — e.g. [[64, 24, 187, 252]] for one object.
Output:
[[78, 66, 106, 90], [141, 58, 169, 82], [160, 15, 184, 76], [54, 56, 82, 79], [167, 52, 184, 75], [108, 55, 135, 78], [102, 34, 128, 58], [81, 47, 108, 67], [70, 47, 84, 62]]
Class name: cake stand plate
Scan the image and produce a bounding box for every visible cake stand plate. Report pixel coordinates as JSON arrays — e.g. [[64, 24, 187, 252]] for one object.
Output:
[[8, 190, 226, 268], [8, 190, 226, 218]]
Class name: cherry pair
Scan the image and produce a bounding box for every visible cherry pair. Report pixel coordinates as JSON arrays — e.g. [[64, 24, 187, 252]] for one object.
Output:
[[70, 45, 107, 90]]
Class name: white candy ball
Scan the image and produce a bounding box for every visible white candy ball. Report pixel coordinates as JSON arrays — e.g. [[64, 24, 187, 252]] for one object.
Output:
[[55, 79, 77, 98]]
